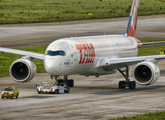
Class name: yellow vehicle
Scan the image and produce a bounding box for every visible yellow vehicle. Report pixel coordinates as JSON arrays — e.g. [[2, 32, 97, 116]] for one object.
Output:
[[1, 86, 19, 99]]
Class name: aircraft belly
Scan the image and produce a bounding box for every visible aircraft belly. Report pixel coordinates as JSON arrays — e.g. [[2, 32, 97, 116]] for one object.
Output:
[[58, 63, 93, 75], [79, 68, 117, 76]]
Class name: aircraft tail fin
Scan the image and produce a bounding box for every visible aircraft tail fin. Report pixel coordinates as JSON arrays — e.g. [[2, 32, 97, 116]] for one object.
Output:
[[125, 0, 139, 37]]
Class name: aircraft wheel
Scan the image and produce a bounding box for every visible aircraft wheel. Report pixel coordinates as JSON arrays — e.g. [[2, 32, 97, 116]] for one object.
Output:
[[67, 80, 74, 87], [129, 81, 136, 89], [58, 79, 64, 85], [132, 81, 136, 89], [70, 79, 74, 87], [122, 81, 126, 89], [129, 82, 133, 89], [119, 81, 126, 89], [119, 81, 122, 89]]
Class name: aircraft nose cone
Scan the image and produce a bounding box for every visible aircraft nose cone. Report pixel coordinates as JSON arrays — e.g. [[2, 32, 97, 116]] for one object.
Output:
[[44, 56, 59, 75]]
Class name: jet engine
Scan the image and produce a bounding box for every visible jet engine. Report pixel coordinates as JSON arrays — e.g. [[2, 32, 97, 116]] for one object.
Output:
[[10, 58, 36, 82], [133, 62, 160, 85]]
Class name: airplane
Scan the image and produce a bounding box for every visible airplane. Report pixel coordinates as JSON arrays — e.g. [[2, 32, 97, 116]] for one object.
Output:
[[1, 0, 165, 89]]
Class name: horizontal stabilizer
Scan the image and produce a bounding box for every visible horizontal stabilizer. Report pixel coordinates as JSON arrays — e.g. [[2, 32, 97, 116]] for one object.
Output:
[[138, 41, 165, 48]]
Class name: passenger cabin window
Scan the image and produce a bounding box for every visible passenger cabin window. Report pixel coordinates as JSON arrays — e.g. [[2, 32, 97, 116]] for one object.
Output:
[[47, 50, 66, 56]]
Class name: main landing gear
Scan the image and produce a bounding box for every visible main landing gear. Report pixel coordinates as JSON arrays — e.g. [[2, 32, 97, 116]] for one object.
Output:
[[117, 66, 136, 89], [51, 75, 74, 87]]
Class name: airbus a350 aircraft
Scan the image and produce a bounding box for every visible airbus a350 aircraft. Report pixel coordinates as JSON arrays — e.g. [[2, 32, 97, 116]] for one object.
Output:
[[1, 0, 165, 89]]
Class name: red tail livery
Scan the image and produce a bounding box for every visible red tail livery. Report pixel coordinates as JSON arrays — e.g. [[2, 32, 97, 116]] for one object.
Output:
[[125, 0, 139, 37]]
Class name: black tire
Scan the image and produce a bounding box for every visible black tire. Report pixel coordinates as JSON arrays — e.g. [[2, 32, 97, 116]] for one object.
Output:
[[58, 79, 64, 85], [64, 86, 70, 93], [11, 95, 13, 99], [55, 89, 59, 94], [122, 81, 126, 89], [67, 81, 70, 87], [119, 81, 126, 89], [1, 96, 4, 99], [129, 82, 132, 89], [16, 94, 18, 99], [37, 89, 41, 94], [132, 81, 136, 89], [119, 81, 122, 89], [129, 81, 136, 89], [70, 79, 74, 87]]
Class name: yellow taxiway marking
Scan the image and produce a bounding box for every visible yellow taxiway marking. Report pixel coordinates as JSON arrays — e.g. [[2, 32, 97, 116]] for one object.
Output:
[[0, 90, 164, 115]]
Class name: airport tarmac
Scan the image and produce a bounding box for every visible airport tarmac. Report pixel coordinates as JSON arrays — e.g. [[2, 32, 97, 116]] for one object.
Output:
[[1, 62, 165, 120], [0, 14, 165, 120]]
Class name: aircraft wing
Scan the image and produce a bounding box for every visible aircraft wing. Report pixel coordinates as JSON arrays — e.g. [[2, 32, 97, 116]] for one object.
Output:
[[138, 41, 165, 48], [0, 47, 44, 60], [95, 55, 165, 70]]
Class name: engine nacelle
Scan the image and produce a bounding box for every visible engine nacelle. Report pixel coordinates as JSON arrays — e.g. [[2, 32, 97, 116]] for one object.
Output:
[[133, 62, 160, 85], [10, 59, 36, 82]]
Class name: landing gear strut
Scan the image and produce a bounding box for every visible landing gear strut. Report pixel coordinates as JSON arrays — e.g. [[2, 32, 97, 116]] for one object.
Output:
[[51, 75, 74, 87], [117, 66, 136, 89], [63, 75, 74, 87]]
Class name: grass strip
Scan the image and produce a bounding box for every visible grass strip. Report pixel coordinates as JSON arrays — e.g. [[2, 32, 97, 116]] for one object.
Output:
[[110, 111, 165, 120], [0, 0, 165, 24]]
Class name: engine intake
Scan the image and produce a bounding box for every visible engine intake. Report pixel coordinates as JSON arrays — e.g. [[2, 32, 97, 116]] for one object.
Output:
[[10, 59, 36, 82], [133, 62, 160, 85]]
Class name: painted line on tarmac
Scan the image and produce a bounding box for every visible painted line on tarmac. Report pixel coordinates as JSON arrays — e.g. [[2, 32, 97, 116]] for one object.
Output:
[[0, 90, 164, 115]]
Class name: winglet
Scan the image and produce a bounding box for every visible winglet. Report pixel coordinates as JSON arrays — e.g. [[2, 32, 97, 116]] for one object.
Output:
[[125, 0, 139, 37]]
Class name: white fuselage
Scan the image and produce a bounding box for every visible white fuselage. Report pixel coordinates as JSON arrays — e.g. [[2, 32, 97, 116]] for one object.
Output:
[[44, 35, 138, 76]]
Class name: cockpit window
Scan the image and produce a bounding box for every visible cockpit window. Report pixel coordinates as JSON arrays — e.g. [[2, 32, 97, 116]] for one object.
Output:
[[47, 50, 66, 56]]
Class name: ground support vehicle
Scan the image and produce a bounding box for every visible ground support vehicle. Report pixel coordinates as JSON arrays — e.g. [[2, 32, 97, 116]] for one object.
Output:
[[36, 82, 70, 94], [1, 86, 19, 99]]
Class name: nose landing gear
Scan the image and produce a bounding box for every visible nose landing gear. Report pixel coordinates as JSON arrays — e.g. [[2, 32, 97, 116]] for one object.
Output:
[[51, 75, 74, 87]]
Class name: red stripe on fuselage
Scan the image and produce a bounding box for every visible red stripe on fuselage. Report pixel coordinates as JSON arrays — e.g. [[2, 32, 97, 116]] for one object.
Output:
[[75, 43, 95, 64]]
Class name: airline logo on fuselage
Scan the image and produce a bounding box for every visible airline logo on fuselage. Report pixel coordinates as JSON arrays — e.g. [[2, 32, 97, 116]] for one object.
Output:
[[75, 43, 95, 64]]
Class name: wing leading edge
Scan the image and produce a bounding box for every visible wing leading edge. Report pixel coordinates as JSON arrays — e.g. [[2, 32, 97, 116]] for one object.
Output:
[[0, 47, 44, 60]]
